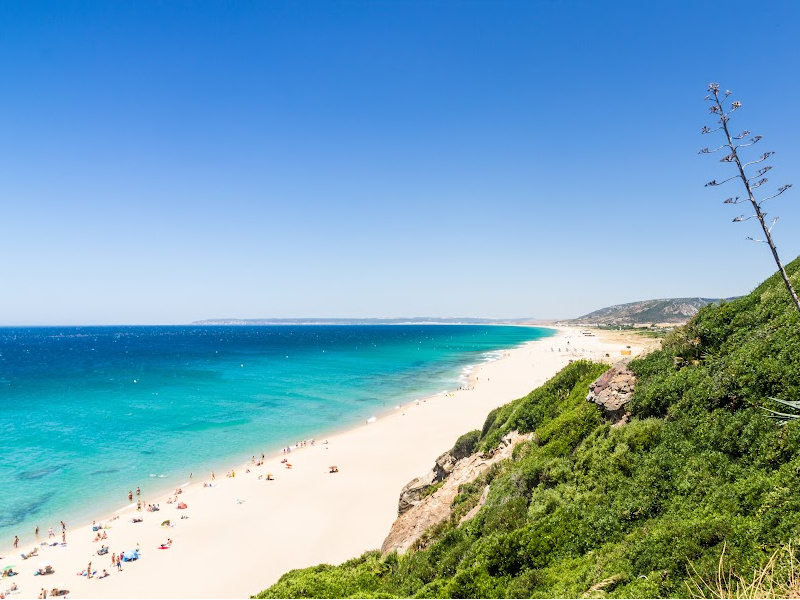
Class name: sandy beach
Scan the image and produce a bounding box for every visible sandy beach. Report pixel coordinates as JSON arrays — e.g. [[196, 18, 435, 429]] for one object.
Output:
[[0, 326, 658, 599]]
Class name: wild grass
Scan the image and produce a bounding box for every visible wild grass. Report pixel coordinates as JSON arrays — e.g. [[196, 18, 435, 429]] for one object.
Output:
[[686, 543, 800, 599]]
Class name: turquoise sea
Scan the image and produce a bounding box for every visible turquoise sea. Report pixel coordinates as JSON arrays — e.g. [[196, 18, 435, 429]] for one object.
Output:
[[0, 325, 553, 545]]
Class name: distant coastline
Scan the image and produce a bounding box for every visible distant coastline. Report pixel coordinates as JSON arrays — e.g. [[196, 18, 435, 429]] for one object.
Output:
[[190, 317, 535, 326]]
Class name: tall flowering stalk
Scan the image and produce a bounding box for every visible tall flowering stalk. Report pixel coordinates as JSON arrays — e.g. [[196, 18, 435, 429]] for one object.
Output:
[[701, 83, 800, 317]]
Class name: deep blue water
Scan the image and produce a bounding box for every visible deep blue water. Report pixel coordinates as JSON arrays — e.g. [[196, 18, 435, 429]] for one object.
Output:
[[0, 325, 552, 544]]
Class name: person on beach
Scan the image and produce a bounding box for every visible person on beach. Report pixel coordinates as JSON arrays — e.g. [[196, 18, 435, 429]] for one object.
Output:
[[87, 561, 92, 578], [115, 555, 122, 571], [128, 491, 133, 501], [48, 527, 54, 538], [62, 531, 66, 543], [35, 526, 39, 539], [60, 520, 66, 532], [211, 471, 215, 480], [13, 535, 18, 548], [136, 487, 140, 496], [111, 552, 116, 567]]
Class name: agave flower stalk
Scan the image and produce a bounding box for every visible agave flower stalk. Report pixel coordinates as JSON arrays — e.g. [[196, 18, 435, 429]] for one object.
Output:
[[701, 83, 800, 317]]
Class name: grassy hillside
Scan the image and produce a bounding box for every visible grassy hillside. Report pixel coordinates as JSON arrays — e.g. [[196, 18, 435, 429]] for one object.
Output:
[[254, 258, 800, 599]]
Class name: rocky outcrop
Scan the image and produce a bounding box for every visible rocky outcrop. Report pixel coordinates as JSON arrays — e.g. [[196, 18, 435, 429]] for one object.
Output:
[[398, 474, 437, 516], [382, 431, 531, 555], [398, 450, 458, 515], [586, 361, 636, 426], [432, 451, 458, 480]]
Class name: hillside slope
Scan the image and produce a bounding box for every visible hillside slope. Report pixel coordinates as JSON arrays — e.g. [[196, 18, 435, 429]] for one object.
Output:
[[568, 297, 730, 325], [255, 258, 800, 599]]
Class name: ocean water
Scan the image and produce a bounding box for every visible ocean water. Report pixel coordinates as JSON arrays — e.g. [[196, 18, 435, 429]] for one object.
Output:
[[0, 325, 552, 544]]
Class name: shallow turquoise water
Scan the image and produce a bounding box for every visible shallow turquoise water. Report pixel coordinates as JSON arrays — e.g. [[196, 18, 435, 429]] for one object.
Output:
[[0, 325, 553, 544]]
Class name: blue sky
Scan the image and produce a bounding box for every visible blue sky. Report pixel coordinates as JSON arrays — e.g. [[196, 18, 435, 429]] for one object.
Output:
[[1, 1, 799, 324]]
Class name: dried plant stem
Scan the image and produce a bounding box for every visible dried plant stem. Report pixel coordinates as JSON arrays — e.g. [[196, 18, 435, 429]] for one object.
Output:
[[708, 87, 800, 317], [686, 542, 800, 599]]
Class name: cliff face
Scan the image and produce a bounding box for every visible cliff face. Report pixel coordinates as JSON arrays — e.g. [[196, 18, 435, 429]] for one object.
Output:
[[381, 431, 531, 555], [397, 450, 459, 516], [383, 364, 638, 556]]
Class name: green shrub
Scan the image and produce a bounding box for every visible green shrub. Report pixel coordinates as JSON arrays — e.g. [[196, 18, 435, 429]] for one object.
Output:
[[450, 430, 480, 460], [254, 257, 800, 599]]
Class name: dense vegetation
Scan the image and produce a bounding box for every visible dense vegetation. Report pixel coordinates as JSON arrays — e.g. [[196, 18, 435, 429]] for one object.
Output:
[[255, 258, 800, 599]]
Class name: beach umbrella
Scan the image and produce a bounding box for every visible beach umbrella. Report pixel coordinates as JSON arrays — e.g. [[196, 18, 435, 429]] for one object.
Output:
[[2, 564, 15, 572]]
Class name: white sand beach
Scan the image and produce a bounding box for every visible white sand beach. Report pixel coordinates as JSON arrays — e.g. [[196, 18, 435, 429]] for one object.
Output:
[[0, 327, 657, 599]]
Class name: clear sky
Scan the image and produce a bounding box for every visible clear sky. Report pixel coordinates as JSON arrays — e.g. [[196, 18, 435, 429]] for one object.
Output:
[[1, 0, 799, 325]]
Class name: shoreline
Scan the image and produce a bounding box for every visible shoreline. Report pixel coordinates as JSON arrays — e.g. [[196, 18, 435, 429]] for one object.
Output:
[[114, 331, 554, 523], [0, 324, 555, 552], [0, 326, 657, 599]]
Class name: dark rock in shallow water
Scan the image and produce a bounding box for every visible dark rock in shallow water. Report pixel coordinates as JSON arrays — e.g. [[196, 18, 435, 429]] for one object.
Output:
[[587, 361, 636, 426], [89, 468, 120, 476], [0, 493, 55, 528], [16, 464, 66, 481]]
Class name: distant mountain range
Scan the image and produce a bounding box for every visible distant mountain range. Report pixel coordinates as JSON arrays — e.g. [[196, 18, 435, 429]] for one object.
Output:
[[192, 299, 734, 328], [190, 317, 524, 326], [564, 297, 734, 326]]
